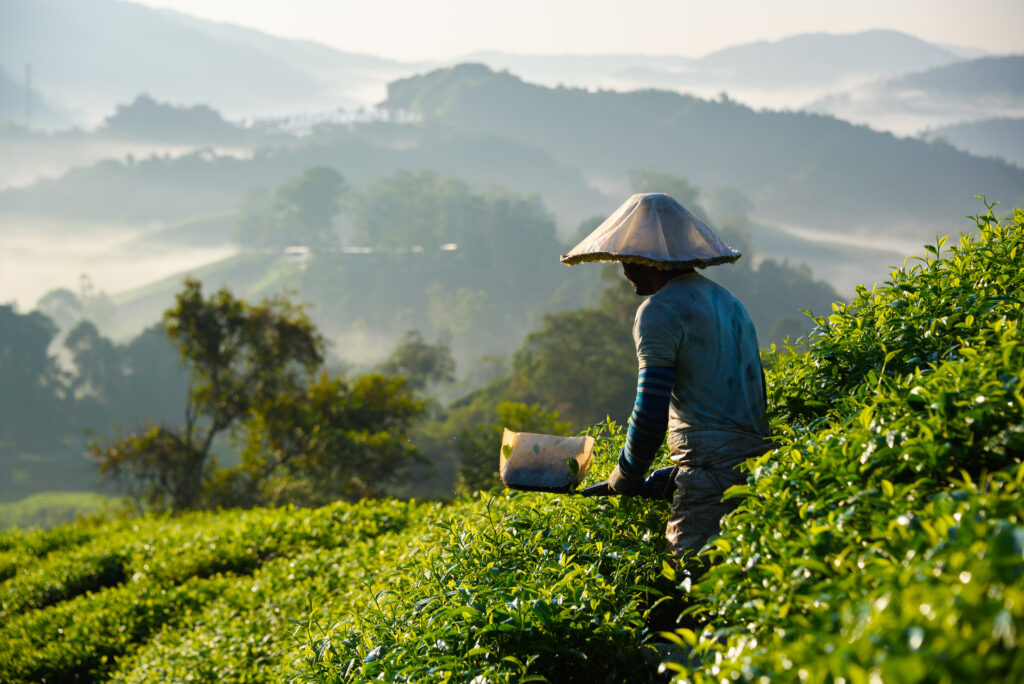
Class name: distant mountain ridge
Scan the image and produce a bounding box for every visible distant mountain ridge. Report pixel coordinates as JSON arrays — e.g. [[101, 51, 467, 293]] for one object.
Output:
[[0, 64, 68, 128], [0, 0, 996, 131], [922, 117, 1024, 168], [458, 30, 973, 110], [808, 55, 1024, 136], [382, 64, 1024, 235], [886, 55, 1024, 97], [698, 29, 962, 85], [0, 0, 418, 125]]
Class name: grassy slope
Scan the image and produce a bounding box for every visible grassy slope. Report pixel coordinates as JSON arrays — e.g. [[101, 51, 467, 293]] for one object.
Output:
[[0, 492, 115, 530], [108, 251, 287, 338], [0, 204, 1021, 682]]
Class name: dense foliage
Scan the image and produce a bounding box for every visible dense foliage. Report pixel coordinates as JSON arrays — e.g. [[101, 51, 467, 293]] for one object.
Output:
[[0, 500, 426, 681], [0, 292, 189, 497], [90, 279, 426, 511], [671, 202, 1024, 681], [1, 204, 1020, 682]]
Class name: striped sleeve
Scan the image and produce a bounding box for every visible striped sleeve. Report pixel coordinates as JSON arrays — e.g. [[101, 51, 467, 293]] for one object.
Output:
[[617, 365, 674, 480]]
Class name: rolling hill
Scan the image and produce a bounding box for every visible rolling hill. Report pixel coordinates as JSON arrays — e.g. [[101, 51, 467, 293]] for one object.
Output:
[[0, 0, 417, 124], [460, 30, 969, 110], [922, 117, 1024, 168], [0, 121, 607, 228], [382, 64, 1024, 236], [808, 55, 1024, 135], [0, 65, 68, 129]]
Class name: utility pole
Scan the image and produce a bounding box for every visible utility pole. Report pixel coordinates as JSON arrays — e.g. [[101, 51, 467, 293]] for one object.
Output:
[[25, 63, 32, 129]]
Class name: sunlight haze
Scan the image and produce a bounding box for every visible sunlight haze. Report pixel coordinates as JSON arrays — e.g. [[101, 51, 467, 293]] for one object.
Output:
[[125, 0, 1021, 61]]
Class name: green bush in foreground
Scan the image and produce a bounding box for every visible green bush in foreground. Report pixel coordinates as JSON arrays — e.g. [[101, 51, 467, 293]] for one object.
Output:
[[290, 425, 676, 683], [0, 500, 426, 681], [665, 203, 1024, 682]]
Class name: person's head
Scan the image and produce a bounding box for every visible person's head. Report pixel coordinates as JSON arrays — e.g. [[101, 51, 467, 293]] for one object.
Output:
[[622, 262, 693, 296]]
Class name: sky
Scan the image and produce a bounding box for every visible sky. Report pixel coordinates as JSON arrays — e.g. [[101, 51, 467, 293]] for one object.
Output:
[[126, 0, 1023, 61]]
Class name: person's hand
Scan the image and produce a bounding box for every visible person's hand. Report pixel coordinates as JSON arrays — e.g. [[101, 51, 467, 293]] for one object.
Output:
[[607, 465, 643, 496]]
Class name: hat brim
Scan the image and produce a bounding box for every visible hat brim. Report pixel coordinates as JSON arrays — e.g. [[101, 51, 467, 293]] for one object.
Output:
[[560, 251, 742, 269]]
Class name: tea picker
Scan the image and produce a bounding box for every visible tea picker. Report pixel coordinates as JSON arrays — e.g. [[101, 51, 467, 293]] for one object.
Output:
[[502, 193, 776, 557]]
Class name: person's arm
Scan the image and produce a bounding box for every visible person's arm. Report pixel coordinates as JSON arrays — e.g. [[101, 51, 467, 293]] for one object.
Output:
[[607, 365, 674, 495]]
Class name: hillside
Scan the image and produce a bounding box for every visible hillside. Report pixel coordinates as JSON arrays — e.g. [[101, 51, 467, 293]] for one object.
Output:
[[0, 65, 68, 129], [922, 117, 1024, 168], [461, 30, 966, 110], [698, 29, 961, 87], [382, 64, 1024, 236], [808, 55, 1024, 135], [885, 55, 1024, 98], [1, 202, 1021, 681], [0, 120, 606, 228], [0, 0, 415, 124]]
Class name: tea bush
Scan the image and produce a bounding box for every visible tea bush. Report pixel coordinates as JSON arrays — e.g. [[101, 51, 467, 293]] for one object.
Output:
[[666, 204, 1024, 681], [112, 540, 415, 682], [289, 425, 677, 683], [0, 575, 231, 681], [0, 499, 426, 681]]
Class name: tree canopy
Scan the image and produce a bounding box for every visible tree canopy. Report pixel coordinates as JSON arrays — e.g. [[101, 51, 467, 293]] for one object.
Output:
[[90, 279, 426, 512], [0, 306, 65, 450], [235, 166, 347, 248]]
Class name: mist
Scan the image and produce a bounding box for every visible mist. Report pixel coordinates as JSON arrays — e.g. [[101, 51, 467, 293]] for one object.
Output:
[[0, 216, 236, 315]]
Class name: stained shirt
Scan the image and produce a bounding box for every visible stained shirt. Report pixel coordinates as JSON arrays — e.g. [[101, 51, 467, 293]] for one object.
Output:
[[633, 271, 768, 450]]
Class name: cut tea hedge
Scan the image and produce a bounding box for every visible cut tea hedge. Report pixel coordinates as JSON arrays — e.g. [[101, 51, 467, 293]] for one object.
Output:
[[0, 203, 1020, 682], [668, 204, 1024, 682]]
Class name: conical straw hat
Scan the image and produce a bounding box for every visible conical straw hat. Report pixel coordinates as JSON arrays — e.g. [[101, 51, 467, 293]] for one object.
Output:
[[561, 193, 741, 270]]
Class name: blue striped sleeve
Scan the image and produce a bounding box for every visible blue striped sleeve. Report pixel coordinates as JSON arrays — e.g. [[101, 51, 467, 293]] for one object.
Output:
[[617, 365, 674, 479]]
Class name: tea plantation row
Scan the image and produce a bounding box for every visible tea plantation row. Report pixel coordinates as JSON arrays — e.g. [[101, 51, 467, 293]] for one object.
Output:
[[1, 204, 1021, 682]]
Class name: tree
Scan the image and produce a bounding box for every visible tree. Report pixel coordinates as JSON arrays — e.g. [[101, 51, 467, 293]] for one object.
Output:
[[34, 288, 83, 330], [90, 424, 214, 511], [120, 325, 189, 428], [349, 170, 452, 252], [0, 306, 67, 449], [629, 169, 705, 218], [375, 330, 455, 393], [65, 320, 126, 404], [507, 309, 636, 428], [234, 187, 276, 248], [234, 167, 347, 249], [91, 278, 324, 511], [90, 278, 429, 512], [64, 320, 129, 433], [272, 166, 347, 248], [234, 372, 425, 506]]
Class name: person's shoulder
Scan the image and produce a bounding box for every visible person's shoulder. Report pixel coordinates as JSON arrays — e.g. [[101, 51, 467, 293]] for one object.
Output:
[[636, 292, 669, 318], [636, 288, 684, 330], [690, 272, 738, 299]]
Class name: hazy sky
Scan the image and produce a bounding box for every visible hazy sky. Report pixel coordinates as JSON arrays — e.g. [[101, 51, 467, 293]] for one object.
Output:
[[127, 0, 1022, 61]]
